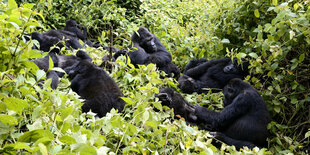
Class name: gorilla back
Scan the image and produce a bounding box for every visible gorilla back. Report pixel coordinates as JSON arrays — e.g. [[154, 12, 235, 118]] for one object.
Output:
[[67, 59, 125, 118]]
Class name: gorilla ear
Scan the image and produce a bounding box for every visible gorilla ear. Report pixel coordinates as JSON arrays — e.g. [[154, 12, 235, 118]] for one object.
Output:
[[76, 50, 92, 61]]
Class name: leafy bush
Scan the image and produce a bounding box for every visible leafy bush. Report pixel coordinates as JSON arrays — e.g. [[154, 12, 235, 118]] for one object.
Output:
[[1, 0, 309, 154]]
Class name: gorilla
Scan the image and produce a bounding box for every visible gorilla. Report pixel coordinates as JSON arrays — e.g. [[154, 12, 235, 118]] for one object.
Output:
[[156, 88, 197, 122], [31, 20, 87, 53], [194, 78, 271, 149], [31, 50, 92, 89], [114, 27, 180, 78], [63, 19, 87, 41], [65, 55, 125, 118], [178, 58, 249, 94], [31, 52, 60, 89]]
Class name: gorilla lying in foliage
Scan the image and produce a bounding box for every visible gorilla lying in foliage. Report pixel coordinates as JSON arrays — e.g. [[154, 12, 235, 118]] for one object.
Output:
[[156, 88, 197, 122], [178, 58, 249, 94], [65, 53, 126, 118], [31, 50, 92, 89], [114, 27, 180, 78], [31, 20, 87, 53], [194, 78, 271, 149]]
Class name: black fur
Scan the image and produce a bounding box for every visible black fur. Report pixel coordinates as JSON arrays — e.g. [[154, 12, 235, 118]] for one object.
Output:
[[66, 56, 125, 118], [178, 58, 249, 94], [114, 27, 179, 78], [194, 78, 270, 149], [31, 50, 92, 89], [31, 20, 87, 53], [156, 88, 197, 122]]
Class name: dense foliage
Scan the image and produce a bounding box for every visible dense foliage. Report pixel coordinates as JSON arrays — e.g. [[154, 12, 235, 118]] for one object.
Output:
[[0, 0, 309, 154]]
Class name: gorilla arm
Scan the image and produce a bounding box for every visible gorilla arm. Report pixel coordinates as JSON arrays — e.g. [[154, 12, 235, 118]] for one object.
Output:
[[194, 93, 250, 130], [184, 58, 231, 79]]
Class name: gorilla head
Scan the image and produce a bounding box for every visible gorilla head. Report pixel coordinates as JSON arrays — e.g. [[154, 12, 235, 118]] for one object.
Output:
[[223, 58, 249, 76], [132, 27, 157, 53], [64, 19, 87, 41]]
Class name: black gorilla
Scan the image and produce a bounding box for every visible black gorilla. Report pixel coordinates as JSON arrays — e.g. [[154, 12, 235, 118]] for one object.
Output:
[[31, 50, 92, 89], [63, 19, 87, 41], [31, 52, 60, 89], [178, 58, 249, 94], [194, 78, 271, 149], [156, 88, 197, 122], [65, 56, 125, 118], [31, 20, 87, 53], [114, 27, 180, 78]]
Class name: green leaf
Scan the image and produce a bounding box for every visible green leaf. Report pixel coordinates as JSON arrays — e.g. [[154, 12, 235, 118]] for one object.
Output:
[[48, 56, 54, 71], [299, 53, 305, 62], [4, 97, 29, 114], [254, 9, 260, 18], [305, 131, 310, 138], [220, 38, 230, 44], [13, 142, 31, 151], [59, 136, 77, 144], [272, 0, 278, 6], [36, 70, 46, 81], [121, 97, 133, 105], [8, 0, 18, 10], [18, 129, 53, 143], [38, 143, 48, 155], [0, 115, 18, 125], [249, 53, 258, 59]]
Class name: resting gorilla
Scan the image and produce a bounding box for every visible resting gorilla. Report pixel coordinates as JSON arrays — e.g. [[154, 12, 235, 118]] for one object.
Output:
[[31, 50, 92, 89], [194, 78, 271, 149], [114, 27, 180, 78], [63, 19, 87, 41], [178, 58, 249, 94], [31, 20, 86, 53], [156, 88, 197, 122], [65, 55, 125, 118]]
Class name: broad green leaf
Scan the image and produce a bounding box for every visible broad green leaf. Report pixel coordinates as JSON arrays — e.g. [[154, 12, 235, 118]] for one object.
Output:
[[36, 70, 46, 80], [299, 53, 305, 62], [4, 97, 28, 114], [59, 136, 77, 144], [249, 53, 258, 59], [61, 106, 73, 120], [38, 143, 48, 155], [220, 38, 230, 44], [272, 0, 278, 6], [254, 9, 260, 18], [13, 142, 31, 151], [8, 0, 18, 10], [48, 56, 54, 71], [18, 129, 53, 143], [305, 131, 310, 138], [0, 115, 18, 125], [121, 97, 133, 105]]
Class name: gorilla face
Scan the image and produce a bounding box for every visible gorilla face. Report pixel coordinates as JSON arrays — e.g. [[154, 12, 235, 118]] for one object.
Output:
[[223, 59, 249, 75], [222, 78, 243, 107], [137, 27, 157, 53]]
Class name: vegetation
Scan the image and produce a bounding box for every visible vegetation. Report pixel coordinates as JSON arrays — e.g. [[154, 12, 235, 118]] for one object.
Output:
[[0, 0, 309, 154]]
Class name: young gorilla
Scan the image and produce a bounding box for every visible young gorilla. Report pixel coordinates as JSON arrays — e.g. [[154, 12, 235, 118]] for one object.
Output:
[[65, 55, 125, 118], [178, 58, 248, 94], [156, 88, 197, 122], [194, 78, 271, 149], [114, 27, 180, 78]]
